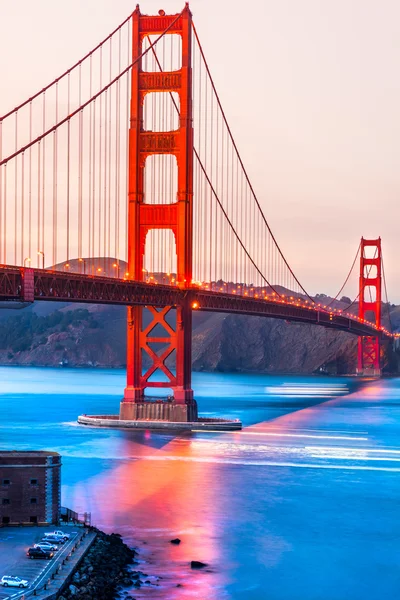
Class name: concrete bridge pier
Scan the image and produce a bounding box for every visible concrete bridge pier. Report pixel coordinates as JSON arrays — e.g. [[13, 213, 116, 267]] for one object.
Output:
[[119, 398, 198, 422]]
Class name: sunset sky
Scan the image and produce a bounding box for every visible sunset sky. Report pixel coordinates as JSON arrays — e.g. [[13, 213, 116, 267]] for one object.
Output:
[[1, 0, 399, 300]]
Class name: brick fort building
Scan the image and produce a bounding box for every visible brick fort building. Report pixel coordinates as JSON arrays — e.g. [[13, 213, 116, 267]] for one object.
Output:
[[0, 451, 61, 525]]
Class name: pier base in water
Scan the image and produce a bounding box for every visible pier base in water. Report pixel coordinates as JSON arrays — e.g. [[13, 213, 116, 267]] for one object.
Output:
[[119, 399, 198, 422], [77, 414, 241, 431], [78, 397, 241, 431]]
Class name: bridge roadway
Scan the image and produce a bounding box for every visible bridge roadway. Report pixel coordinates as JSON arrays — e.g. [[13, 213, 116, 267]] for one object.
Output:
[[0, 265, 386, 338]]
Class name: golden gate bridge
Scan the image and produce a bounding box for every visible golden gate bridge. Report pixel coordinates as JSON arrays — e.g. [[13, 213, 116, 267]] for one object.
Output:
[[0, 4, 396, 424]]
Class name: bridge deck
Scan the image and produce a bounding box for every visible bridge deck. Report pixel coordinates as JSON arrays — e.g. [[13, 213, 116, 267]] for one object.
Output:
[[0, 266, 387, 338]]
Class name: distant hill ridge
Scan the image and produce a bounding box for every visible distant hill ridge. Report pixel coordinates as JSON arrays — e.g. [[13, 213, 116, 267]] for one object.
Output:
[[0, 298, 399, 374]]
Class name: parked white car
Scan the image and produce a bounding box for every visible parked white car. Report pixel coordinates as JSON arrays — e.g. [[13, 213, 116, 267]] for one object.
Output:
[[1, 575, 29, 588], [34, 542, 59, 552], [44, 529, 70, 541]]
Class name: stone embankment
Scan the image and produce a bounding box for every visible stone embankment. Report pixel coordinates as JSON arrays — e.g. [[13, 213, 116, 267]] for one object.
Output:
[[58, 529, 138, 600]]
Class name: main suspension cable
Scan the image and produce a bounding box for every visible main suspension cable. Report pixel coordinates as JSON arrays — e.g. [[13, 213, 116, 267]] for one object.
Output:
[[0, 11, 184, 167], [192, 22, 314, 303], [0, 14, 132, 121], [326, 241, 361, 308]]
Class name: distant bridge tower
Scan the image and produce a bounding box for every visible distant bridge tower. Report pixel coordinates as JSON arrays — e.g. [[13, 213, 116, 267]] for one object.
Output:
[[121, 4, 197, 421], [357, 237, 382, 376]]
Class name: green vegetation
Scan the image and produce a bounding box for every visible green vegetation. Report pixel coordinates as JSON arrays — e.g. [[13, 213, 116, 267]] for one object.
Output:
[[0, 309, 101, 354]]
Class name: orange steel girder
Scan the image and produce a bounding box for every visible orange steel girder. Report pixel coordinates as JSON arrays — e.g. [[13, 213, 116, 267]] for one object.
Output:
[[357, 237, 382, 376], [124, 5, 194, 402]]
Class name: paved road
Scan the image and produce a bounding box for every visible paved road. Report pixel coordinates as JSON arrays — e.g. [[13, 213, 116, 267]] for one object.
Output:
[[0, 527, 80, 599]]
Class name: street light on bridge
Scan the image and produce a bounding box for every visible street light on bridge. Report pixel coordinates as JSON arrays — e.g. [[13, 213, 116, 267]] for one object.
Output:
[[37, 251, 45, 269], [113, 262, 120, 278], [24, 257, 31, 267], [78, 258, 86, 274]]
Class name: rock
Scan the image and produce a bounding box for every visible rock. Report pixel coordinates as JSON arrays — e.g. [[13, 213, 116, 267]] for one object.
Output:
[[170, 538, 181, 544], [69, 584, 79, 595], [191, 561, 208, 569]]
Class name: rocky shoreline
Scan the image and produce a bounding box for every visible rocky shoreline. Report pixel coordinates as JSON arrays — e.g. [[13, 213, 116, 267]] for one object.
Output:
[[58, 529, 146, 600]]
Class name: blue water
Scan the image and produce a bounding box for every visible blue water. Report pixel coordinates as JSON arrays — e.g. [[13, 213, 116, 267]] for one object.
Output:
[[1, 367, 400, 599]]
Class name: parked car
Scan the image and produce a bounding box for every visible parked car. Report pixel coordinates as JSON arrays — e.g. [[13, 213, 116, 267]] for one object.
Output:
[[44, 529, 70, 541], [27, 547, 54, 559], [1, 575, 29, 588], [41, 535, 65, 545], [34, 542, 59, 552]]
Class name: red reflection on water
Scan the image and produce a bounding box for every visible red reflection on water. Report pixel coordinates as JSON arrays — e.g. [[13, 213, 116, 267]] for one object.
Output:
[[67, 432, 230, 598]]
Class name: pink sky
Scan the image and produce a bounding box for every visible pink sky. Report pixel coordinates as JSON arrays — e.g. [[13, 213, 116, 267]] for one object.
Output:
[[1, 0, 399, 300]]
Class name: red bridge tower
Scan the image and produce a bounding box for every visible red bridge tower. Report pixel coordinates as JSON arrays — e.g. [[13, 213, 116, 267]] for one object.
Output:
[[120, 5, 197, 422], [357, 237, 382, 376]]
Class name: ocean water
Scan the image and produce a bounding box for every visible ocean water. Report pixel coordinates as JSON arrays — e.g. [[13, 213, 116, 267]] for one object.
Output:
[[1, 366, 400, 599]]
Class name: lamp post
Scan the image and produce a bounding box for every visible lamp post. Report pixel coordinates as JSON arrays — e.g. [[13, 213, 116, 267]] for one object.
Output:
[[63, 263, 70, 272], [142, 267, 149, 282], [37, 251, 45, 269], [112, 263, 120, 278], [78, 258, 86, 274], [24, 257, 31, 267]]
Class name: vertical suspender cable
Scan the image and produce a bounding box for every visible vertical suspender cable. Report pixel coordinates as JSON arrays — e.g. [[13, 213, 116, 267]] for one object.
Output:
[[67, 73, 71, 262], [108, 37, 112, 266], [28, 101, 32, 259], [53, 82, 58, 267], [78, 64, 83, 261], [92, 98, 96, 268], [42, 93, 46, 263], [14, 112, 18, 264], [209, 90, 213, 284], [115, 28, 121, 265], [0, 119, 2, 263], [21, 151, 25, 264], [125, 25, 130, 265], [37, 138, 41, 267], [89, 56, 93, 267], [99, 46, 103, 265], [104, 86, 108, 271], [3, 164, 6, 263]]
